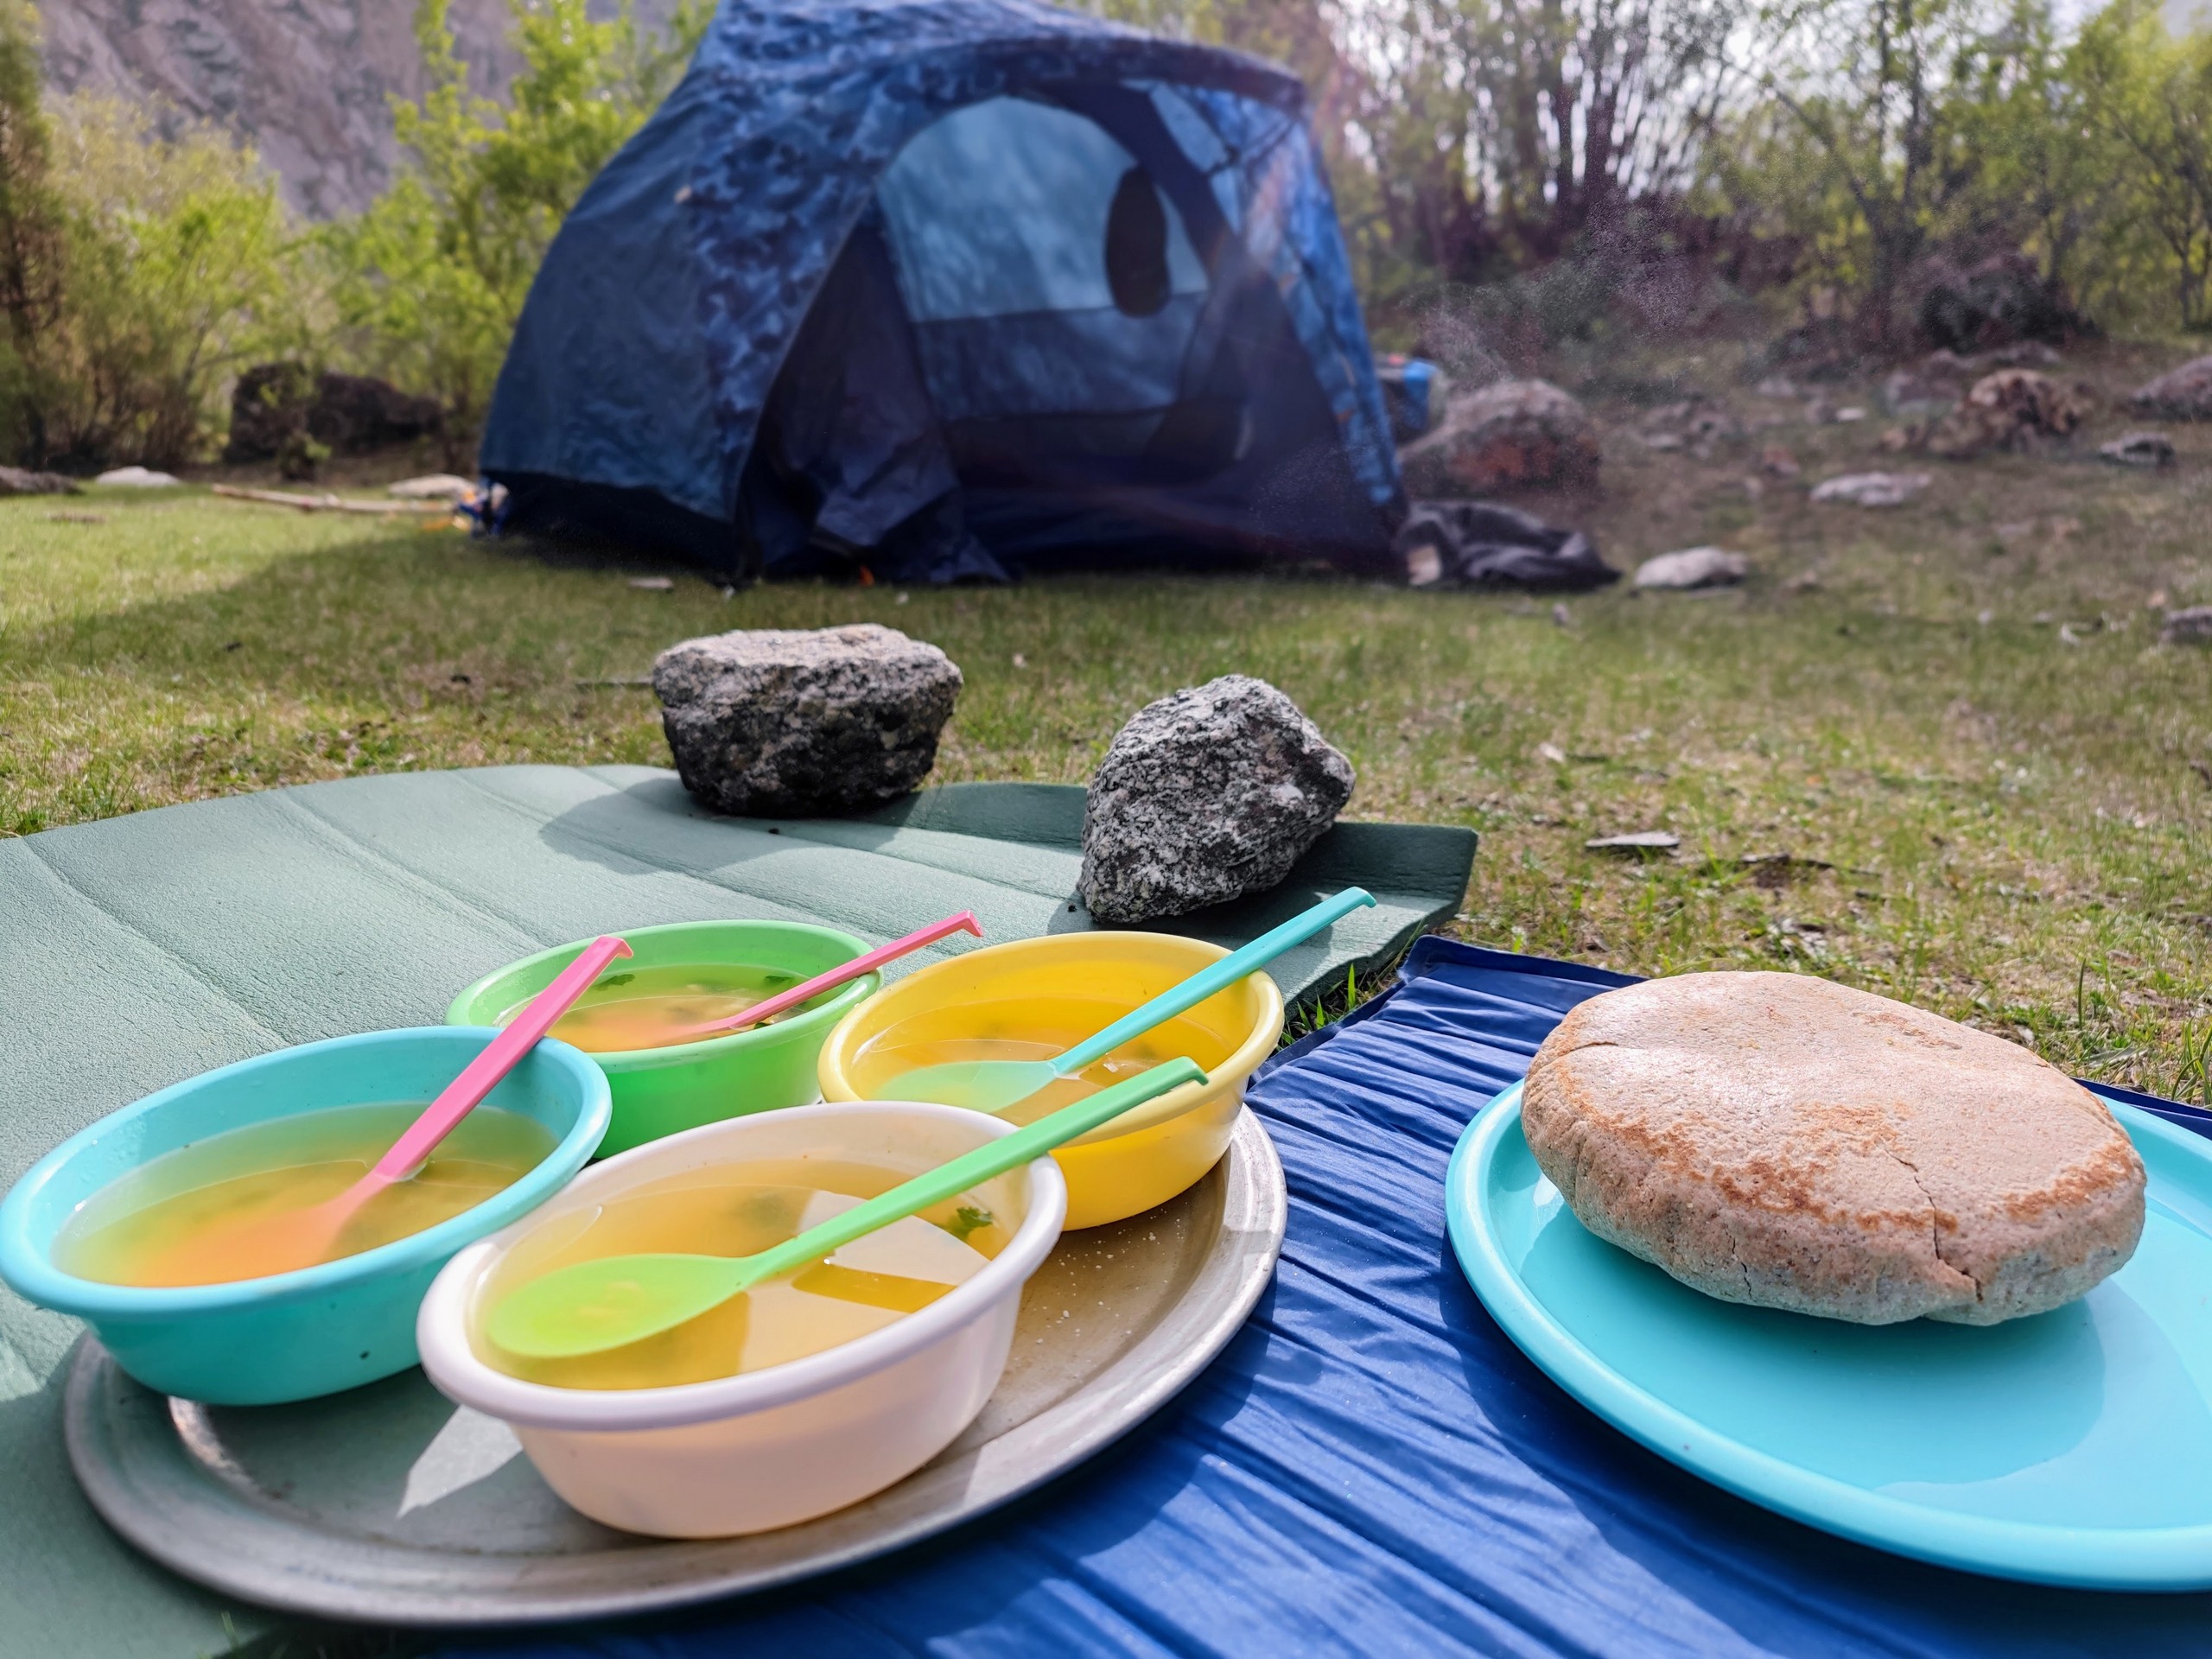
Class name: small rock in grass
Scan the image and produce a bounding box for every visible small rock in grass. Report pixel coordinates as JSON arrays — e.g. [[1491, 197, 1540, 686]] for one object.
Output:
[[2099, 431, 2177, 469], [387, 474, 476, 501], [1758, 444, 1802, 478], [0, 465, 80, 496], [653, 624, 963, 817], [1810, 471, 1930, 507], [2162, 607, 2212, 646], [1634, 547, 1748, 590], [94, 466, 181, 487], [1587, 830, 1680, 852], [1078, 676, 1353, 924]]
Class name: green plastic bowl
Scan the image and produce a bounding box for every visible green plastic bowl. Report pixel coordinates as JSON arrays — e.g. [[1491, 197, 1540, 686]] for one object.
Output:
[[446, 921, 876, 1156]]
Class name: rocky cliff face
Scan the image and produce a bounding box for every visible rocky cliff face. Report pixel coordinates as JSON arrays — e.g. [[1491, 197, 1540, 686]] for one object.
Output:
[[40, 0, 677, 219]]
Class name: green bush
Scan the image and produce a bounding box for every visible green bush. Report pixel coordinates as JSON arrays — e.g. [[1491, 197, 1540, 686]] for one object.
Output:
[[323, 0, 707, 463], [0, 4, 304, 467]]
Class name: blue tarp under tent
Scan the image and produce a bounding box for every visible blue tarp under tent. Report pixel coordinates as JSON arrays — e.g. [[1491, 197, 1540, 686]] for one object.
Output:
[[479, 0, 1405, 584]]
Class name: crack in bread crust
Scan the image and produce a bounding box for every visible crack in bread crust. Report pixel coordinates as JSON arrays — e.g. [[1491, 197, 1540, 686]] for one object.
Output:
[[1522, 972, 2146, 1325]]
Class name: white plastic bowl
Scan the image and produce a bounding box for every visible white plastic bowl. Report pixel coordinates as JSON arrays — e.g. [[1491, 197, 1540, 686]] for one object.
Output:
[[416, 1100, 1067, 1538]]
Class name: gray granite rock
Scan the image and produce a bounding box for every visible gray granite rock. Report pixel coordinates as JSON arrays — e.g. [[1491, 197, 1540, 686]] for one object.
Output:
[[1633, 547, 1748, 589], [1809, 471, 1931, 507], [1079, 676, 1355, 924], [2131, 354, 2212, 421], [2162, 607, 2212, 646], [0, 466, 80, 496], [1398, 378, 1600, 496], [2099, 431, 2177, 468], [652, 624, 962, 816]]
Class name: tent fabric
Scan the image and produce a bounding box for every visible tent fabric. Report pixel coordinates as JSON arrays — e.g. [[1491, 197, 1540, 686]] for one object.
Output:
[[480, 0, 1402, 582], [447, 938, 2212, 1658]]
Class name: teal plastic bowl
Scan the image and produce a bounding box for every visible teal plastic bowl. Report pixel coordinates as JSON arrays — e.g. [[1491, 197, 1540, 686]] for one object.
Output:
[[0, 1027, 608, 1406]]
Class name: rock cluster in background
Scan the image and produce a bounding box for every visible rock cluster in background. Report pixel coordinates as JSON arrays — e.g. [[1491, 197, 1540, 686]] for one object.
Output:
[[1881, 345, 2063, 423], [1915, 254, 2086, 353], [1926, 369, 2084, 458], [1398, 378, 1600, 496], [225, 363, 443, 464], [653, 624, 963, 817], [0, 466, 80, 497], [1079, 676, 1354, 925], [2130, 355, 2212, 422]]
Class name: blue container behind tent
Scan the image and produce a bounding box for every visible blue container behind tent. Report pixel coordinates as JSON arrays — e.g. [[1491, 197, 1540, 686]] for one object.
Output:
[[479, 0, 1406, 584], [1376, 357, 1438, 443]]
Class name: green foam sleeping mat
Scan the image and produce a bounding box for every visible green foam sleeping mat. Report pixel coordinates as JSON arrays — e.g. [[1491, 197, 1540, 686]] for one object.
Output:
[[0, 765, 1475, 1657]]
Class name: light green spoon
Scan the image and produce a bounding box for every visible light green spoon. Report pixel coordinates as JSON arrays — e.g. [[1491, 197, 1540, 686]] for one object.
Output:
[[880, 886, 1378, 1116], [486, 1057, 1207, 1361]]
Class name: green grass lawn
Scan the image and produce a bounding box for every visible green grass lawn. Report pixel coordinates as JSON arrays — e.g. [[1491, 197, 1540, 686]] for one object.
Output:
[[4, 353, 2211, 1098]]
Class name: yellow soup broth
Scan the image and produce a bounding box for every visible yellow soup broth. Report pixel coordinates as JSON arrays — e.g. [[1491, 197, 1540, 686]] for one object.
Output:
[[55, 1102, 556, 1287], [850, 998, 1233, 1126], [514, 961, 818, 1052], [481, 1158, 1013, 1391]]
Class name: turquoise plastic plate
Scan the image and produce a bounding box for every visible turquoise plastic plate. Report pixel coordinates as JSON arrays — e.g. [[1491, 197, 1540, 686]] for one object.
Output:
[[1446, 1082, 2212, 1589]]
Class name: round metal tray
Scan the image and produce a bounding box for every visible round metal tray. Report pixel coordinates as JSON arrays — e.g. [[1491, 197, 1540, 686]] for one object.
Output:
[[65, 1111, 1287, 1627]]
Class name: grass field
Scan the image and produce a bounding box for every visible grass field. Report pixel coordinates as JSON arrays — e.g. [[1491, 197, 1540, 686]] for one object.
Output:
[[4, 340, 2211, 1100]]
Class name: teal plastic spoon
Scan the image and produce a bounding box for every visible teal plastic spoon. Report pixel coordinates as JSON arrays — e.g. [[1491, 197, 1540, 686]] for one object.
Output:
[[486, 1056, 1207, 1361], [880, 886, 1378, 1116]]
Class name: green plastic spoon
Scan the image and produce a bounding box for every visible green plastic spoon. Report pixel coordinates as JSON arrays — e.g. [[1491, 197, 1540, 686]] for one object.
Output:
[[880, 886, 1378, 1116], [486, 1056, 1207, 1361]]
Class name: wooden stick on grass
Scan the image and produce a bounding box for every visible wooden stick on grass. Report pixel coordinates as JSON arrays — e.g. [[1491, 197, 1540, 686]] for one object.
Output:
[[211, 484, 457, 516]]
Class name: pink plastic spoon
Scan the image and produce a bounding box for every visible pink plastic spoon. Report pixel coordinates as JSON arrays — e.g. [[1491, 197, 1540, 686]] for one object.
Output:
[[371, 933, 635, 1186], [184, 935, 633, 1279], [654, 911, 984, 1045]]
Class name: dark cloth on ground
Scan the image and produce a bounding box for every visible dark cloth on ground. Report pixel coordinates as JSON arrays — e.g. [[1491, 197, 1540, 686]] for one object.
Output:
[[1395, 500, 1620, 591]]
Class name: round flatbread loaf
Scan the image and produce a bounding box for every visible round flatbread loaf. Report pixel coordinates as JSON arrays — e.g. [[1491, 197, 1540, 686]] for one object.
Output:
[[1522, 971, 2145, 1325]]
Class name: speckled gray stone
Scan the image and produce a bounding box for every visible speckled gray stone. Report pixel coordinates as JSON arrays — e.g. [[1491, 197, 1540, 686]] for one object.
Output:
[[2162, 606, 2212, 647], [1079, 676, 1355, 924], [652, 624, 962, 816]]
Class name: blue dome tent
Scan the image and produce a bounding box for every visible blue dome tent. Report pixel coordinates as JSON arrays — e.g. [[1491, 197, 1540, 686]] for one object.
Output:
[[480, 0, 1405, 583]]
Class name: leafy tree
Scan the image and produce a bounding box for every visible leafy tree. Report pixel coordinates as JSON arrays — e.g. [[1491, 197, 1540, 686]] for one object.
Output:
[[327, 0, 709, 459], [0, 0, 67, 461], [1345, 0, 1740, 284], [0, 3, 298, 470], [40, 97, 302, 465], [2071, 0, 2212, 329], [1949, 0, 2110, 296], [1731, 0, 2002, 346]]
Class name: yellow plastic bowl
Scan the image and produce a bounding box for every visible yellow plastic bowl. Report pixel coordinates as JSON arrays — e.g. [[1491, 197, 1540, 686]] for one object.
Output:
[[817, 933, 1283, 1230]]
